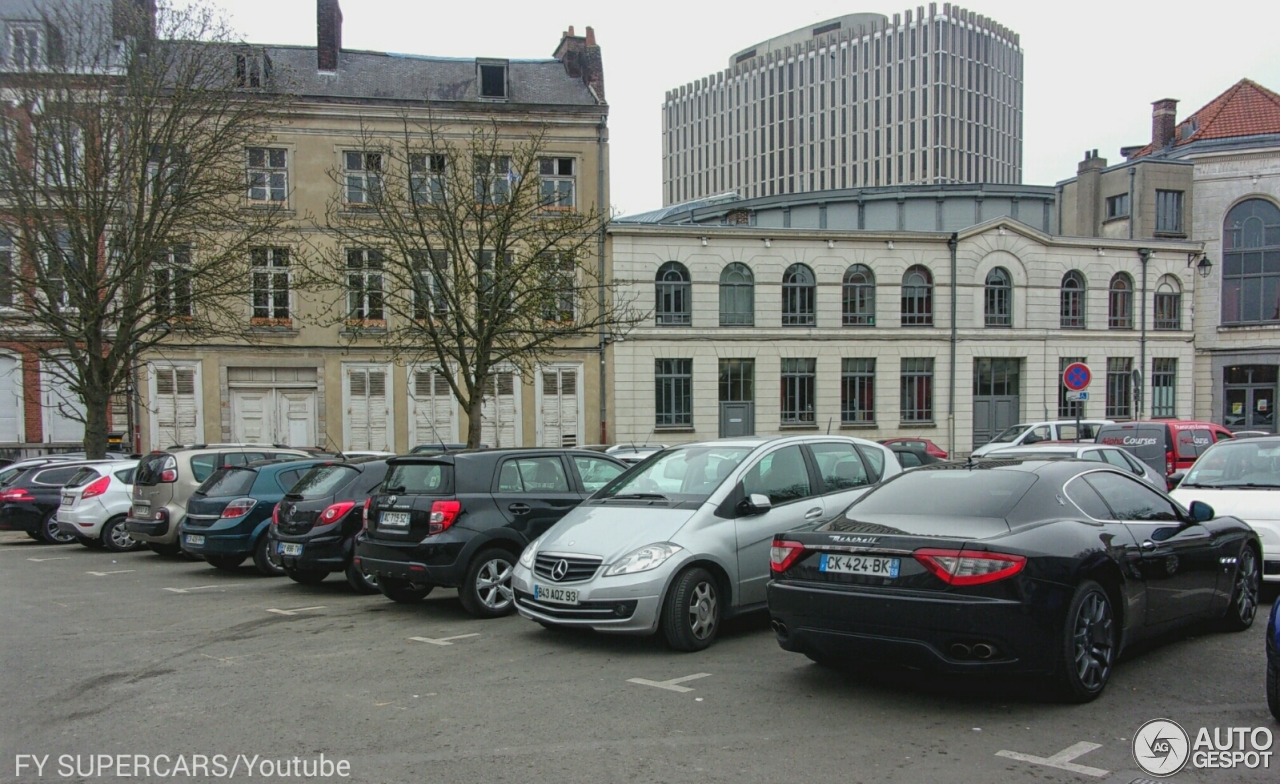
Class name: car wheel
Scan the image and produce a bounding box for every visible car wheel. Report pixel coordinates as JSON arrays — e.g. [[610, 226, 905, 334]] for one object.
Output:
[[147, 542, 183, 557], [378, 577, 433, 603], [1268, 657, 1280, 722], [344, 563, 380, 594], [252, 534, 285, 577], [102, 516, 142, 553], [39, 512, 76, 544], [1054, 580, 1116, 703], [206, 555, 246, 571], [1218, 546, 1260, 632], [661, 566, 721, 652], [458, 549, 516, 618], [284, 567, 327, 586]]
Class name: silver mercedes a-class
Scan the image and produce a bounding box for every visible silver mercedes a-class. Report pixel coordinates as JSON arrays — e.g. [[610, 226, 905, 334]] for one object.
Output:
[[511, 435, 900, 650]]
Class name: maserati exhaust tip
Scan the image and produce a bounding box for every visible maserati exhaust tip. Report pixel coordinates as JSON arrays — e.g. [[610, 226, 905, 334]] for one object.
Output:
[[971, 643, 997, 660], [949, 643, 972, 660]]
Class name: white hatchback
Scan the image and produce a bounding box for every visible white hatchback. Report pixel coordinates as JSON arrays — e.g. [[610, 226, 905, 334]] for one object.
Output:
[[1171, 437, 1280, 583], [56, 460, 141, 552]]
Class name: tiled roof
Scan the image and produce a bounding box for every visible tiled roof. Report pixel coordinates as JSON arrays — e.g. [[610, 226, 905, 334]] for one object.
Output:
[[1130, 79, 1280, 159]]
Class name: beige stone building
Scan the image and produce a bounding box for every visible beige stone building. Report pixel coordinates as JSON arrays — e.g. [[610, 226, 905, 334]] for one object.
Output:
[[137, 1, 610, 452], [1059, 79, 1280, 432]]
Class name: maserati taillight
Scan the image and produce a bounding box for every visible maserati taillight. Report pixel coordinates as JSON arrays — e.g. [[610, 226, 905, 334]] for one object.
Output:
[[0, 488, 34, 503], [914, 548, 1026, 586], [769, 539, 807, 573]]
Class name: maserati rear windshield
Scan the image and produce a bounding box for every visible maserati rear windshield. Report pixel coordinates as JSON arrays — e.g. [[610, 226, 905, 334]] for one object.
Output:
[[847, 469, 1037, 519]]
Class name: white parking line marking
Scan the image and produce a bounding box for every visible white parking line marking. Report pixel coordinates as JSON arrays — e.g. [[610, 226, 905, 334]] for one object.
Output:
[[408, 634, 480, 646], [265, 606, 326, 616], [27, 557, 70, 562], [996, 741, 1110, 778], [86, 570, 135, 576], [627, 673, 712, 693], [163, 584, 251, 594]]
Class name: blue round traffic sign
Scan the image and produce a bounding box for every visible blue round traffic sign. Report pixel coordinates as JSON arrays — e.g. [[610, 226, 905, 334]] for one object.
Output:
[[1063, 362, 1092, 391]]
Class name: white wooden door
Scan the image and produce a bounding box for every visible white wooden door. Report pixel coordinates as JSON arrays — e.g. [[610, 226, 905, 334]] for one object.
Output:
[[41, 361, 84, 443], [409, 367, 456, 446], [231, 389, 272, 444], [346, 368, 390, 452], [276, 390, 316, 448], [539, 367, 580, 447], [480, 371, 519, 448], [0, 355, 21, 442], [153, 366, 200, 448]]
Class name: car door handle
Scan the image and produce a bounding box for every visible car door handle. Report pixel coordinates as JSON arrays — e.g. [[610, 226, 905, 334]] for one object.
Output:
[[804, 507, 824, 520], [1142, 540, 1156, 550], [508, 503, 531, 515]]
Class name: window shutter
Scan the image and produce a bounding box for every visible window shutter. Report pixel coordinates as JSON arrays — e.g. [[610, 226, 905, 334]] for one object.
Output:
[[481, 372, 518, 448], [347, 369, 369, 450], [367, 371, 388, 452], [540, 369, 579, 448], [411, 369, 453, 446]]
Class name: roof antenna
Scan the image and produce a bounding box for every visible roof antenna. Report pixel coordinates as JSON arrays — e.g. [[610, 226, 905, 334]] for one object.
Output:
[[826, 417, 833, 435]]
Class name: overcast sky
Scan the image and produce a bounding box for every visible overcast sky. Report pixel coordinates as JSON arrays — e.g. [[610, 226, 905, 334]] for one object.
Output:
[[195, 0, 1280, 217]]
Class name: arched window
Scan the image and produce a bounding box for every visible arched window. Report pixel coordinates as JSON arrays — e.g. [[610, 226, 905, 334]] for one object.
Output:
[[655, 261, 690, 326], [1222, 199, 1280, 324], [1109, 272, 1134, 329], [781, 263, 815, 326], [842, 264, 875, 326], [718, 263, 754, 326], [1153, 276, 1182, 331], [984, 267, 1012, 327], [1061, 271, 1086, 329], [901, 265, 933, 326]]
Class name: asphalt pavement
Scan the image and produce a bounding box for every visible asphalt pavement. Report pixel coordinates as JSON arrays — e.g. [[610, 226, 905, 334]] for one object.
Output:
[[1, 530, 1275, 784]]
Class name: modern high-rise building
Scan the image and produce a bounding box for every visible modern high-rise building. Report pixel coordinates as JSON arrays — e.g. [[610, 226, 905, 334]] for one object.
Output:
[[661, 4, 1023, 206]]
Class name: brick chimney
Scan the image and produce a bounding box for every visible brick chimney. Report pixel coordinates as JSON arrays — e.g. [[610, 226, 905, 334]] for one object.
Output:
[[1075, 149, 1107, 237], [1151, 98, 1178, 150], [553, 26, 605, 102], [317, 0, 343, 72]]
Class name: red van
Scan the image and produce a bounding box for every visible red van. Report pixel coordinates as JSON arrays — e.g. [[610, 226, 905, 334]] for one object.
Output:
[[1095, 420, 1235, 481]]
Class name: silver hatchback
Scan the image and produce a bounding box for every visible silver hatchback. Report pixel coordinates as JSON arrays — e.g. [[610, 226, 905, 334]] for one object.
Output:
[[511, 435, 899, 650]]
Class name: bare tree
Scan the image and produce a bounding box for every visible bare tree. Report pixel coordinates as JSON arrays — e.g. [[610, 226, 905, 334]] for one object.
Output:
[[301, 118, 638, 448], [0, 0, 294, 457]]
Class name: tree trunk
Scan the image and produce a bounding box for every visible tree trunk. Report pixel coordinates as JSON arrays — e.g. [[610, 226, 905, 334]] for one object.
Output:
[[82, 388, 112, 460], [466, 394, 485, 450]]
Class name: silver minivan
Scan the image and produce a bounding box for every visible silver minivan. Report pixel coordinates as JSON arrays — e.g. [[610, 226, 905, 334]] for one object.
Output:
[[511, 435, 899, 650]]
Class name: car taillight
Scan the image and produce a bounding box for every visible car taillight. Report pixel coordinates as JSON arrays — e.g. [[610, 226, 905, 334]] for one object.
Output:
[[81, 476, 111, 500], [0, 488, 34, 503], [1166, 450, 1175, 475], [914, 548, 1026, 586], [769, 539, 807, 573], [319, 501, 356, 525], [428, 500, 462, 535], [221, 498, 258, 518], [361, 497, 372, 531], [272, 503, 280, 527]]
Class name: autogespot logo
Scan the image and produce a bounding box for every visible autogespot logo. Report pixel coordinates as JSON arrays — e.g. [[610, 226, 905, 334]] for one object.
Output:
[[1133, 719, 1190, 777]]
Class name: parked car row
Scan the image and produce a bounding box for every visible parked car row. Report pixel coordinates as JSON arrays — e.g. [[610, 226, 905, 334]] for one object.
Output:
[[5, 434, 1274, 711]]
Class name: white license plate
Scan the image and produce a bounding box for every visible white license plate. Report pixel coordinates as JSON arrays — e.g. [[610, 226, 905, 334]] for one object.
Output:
[[279, 542, 303, 556], [533, 584, 580, 605], [380, 511, 410, 528], [61, 495, 74, 507], [185, 534, 205, 546], [132, 504, 149, 517], [819, 553, 900, 578]]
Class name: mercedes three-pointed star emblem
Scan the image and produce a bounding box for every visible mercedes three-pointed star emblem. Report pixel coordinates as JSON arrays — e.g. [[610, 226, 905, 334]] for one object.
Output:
[[551, 559, 570, 581]]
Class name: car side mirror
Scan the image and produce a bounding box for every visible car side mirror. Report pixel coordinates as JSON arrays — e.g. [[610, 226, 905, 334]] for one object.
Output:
[[1167, 471, 1186, 490], [736, 493, 772, 516], [1188, 500, 1214, 523]]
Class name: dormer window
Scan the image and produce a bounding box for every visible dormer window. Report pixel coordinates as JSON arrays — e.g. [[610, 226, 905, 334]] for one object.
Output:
[[478, 61, 508, 99], [235, 49, 272, 88], [9, 24, 41, 70]]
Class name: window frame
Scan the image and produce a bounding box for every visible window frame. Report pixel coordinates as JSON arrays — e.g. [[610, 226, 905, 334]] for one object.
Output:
[[1155, 189, 1184, 235], [900, 265, 933, 327], [718, 263, 754, 326], [409, 153, 447, 205], [538, 157, 576, 211], [250, 247, 291, 323], [1151, 357, 1177, 419], [1153, 277, 1181, 330], [345, 248, 385, 324], [655, 261, 691, 326], [780, 357, 817, 425], [1221, 198, 1280, 326], [246, 147, 288, 204], [654, 358, 693, 428], [1105, 357, 1134, 419], [1060, 270, 1086, 329], [1105, 193, 1130, 220], [840, 358, 875, 425], [343, 151, 383, 206], [153, 246, 193, 320], [473, 155, 511, 205], [1108, 272, 1134, 330], [8, 24, 41, 70], [0, 234, 14, 309], [899, 357, 934, 423], [478, 61, 509, 100], [781, 264, 816, 327], [842, 264, 875, 326], [983, 266, 1012, 327]]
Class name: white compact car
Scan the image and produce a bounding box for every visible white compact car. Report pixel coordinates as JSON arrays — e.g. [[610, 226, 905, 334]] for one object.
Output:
[[1171, 436, 1280, 583], [56, 460, 141, 552], [970, 419, 1114, 457]]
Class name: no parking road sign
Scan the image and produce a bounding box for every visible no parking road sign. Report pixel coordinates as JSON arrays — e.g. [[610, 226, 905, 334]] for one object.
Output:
[[1063, 362, 1092, 392]]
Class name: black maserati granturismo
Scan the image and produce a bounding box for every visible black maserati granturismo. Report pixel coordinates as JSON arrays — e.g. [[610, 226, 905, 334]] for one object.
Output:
[[766, 459, 1262, 702]]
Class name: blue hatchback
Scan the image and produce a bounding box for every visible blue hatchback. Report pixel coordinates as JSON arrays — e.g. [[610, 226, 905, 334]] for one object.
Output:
[[1268, 600, 1279, 721], [179, 459, 325, 576]]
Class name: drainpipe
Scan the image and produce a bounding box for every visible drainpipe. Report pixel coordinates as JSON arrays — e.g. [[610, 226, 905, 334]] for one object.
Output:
[[1138, 247, 1151, 418], [948, 233, 958, 455], [1127, 167, 1136, 240], [597, 115, 609, 444]]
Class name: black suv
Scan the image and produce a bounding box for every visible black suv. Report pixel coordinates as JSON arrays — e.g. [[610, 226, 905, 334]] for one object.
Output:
[[269, 457, 389, 593], [354, 449, 628, 617]]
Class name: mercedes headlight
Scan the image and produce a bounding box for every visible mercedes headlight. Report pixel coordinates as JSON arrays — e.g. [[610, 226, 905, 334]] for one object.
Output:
[[604, 543, 682, 576], [518, 536, 543, 569]]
